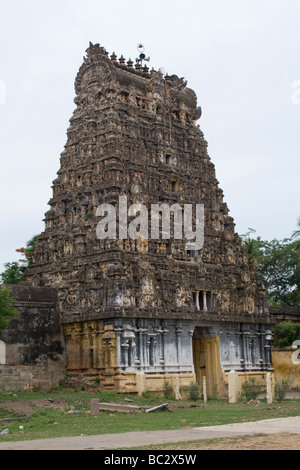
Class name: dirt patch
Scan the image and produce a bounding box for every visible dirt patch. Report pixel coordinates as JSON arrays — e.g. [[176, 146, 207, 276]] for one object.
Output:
[[153, 433, 300, 450], [0, 399, 68, 416]]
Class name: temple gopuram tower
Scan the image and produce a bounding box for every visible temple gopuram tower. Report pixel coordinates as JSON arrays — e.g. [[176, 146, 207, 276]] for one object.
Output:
[[25, 43, 273, 394]]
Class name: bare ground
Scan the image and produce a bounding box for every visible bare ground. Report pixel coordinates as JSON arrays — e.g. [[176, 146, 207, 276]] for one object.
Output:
[[146, 433, 300, 450], [0, 398, 68, 415]]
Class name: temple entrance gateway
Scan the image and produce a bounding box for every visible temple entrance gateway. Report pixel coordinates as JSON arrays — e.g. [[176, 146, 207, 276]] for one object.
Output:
[[20, 42, 272, 394], [192, 328, 224, 396]]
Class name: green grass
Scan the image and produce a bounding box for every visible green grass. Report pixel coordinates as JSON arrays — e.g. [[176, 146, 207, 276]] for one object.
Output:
[[0, 388, 300, 443]]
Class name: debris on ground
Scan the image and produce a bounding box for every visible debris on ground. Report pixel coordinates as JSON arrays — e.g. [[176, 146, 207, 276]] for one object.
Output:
[[145, 403, 169, 413], [98, 402, 146, 413]]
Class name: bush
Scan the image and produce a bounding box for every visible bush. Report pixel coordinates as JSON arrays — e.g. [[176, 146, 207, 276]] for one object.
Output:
[[275, 380, 289, 402], [163, 381, 174, 399], [241, 378, 261, 401], [188, 382, 200, 401]]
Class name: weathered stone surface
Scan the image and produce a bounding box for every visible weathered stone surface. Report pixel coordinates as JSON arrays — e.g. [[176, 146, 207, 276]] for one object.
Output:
[[98, 402, 145, 413], [145, 403, 168, 413], [17, 42, 274, 393], [90, 398, 100, 416], [266, 372, 274, 404], [0, 364, 65, 391], [25, 42, 268, 323], [2, 285, 65, 367], [228, 370, 239, 403]]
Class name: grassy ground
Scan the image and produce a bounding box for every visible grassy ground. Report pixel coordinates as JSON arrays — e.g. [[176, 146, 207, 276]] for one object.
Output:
[[0, 388, 300, 443]]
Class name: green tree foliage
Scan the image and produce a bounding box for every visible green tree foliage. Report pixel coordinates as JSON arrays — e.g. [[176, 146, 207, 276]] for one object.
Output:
[[273, 321, 300, 347], [0, 288, 19, 338], [241, 227, 300, 307], [0, 235, 39, 285], [0, 261, 27, 285], [292, 218, 300, 255]]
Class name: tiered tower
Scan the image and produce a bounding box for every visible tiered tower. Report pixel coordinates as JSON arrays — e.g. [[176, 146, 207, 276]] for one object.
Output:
[[25, 43, 273, 394]]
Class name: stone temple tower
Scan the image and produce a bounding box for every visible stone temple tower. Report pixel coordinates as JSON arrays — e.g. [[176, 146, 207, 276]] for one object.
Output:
[[25, 43, 273, 394]]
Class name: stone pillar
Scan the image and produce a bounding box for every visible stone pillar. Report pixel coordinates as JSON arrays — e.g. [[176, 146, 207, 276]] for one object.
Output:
[[145, 337, 150, 366], [161, 330, 167, 368], [264, 331, 273, 369], [115, 328, 122, 367], [108, 343, 116, 369], [228, 370, 239, 404], [195, 291, 200, 311], [259, 324, 265, 368], [137, 328, 144, 368], [266, 372, 274, 404], [0, 340, 6, 365], [203, 376, 207, 404], [94, 327, 101, 369], [173, 376, 181, 400], [122, 342, 129, 367], [90, 399, 99, 416], [188, 328, 195, 375], [203, 291, 207, 312], [175, 322, 182, 367], [135, 371, 146, 396], [238, 324, 246, 370]]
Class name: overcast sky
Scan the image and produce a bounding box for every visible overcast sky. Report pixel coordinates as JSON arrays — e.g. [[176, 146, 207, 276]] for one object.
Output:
[[0, 0, 299, 271]]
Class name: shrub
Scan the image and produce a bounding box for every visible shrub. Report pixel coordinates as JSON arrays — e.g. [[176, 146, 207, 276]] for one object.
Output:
[[241, 378, 261, 401], [212, 383, 219, 398], [163, 381, 174, 399], [275, 380, 289, 402], [188, 382, 200, 401]]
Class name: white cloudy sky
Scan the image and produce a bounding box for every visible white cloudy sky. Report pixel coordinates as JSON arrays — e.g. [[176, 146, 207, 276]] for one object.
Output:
[[0, 0, 299, 271]]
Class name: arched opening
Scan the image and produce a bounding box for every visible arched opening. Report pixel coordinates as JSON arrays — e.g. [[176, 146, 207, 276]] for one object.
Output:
[[171, 180, 178, 192], [165, 154, 171, 165]]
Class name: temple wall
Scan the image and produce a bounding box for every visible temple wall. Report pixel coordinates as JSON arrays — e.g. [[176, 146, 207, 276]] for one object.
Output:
[[218, 323, 273, 372], [0, 363, 66, 391], [61, 317, 274, 395], [0, 285, 66, 391], [271, 347, 300, 390]]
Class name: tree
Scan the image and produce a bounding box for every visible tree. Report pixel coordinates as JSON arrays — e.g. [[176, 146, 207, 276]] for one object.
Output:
[[0, 235, 39, 285], [292, 218, 300, 255], [241, 228, 264, 266], [241, 228, 300, 307], [15, 234, 38, 267], [0, 287, 19, 338], [0, 261, 26, 285], [273, 321, 300, 347]]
